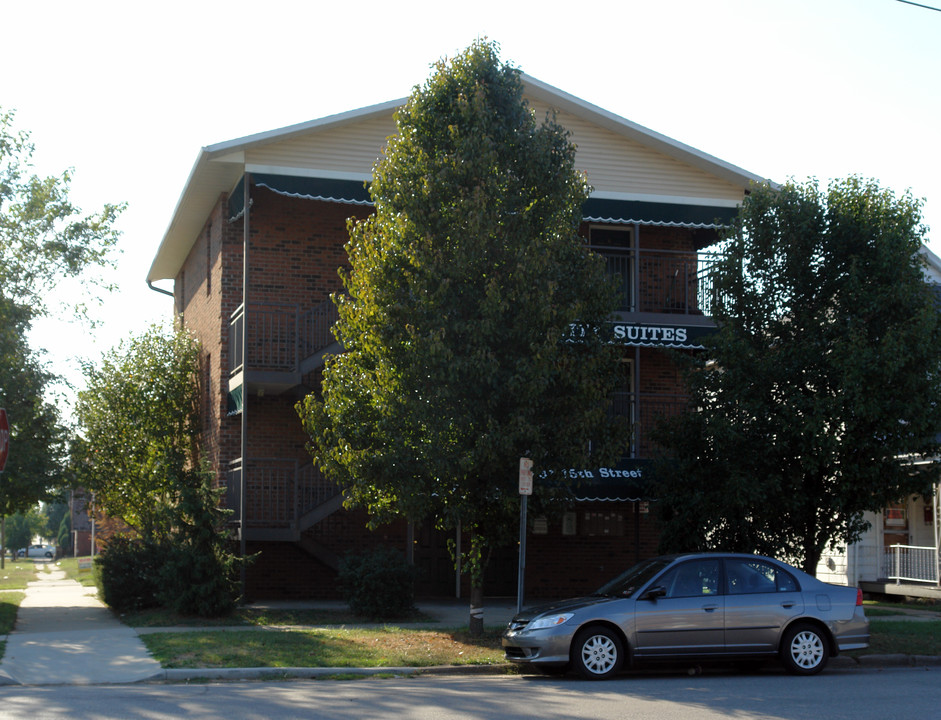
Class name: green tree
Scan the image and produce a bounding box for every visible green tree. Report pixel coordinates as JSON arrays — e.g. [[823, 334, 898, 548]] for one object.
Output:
[[0, 310, 66, 517], [41, 501, 68, 538], [654, 177, 941, 574], [0, 107, 123, 524], [5, 507, 45, 556], [77, 322, 243, 615], [0, 108, 124, 323], [57, 512, 71, 554], [75, 322, 201, 539], [298, 41, 627, 632]]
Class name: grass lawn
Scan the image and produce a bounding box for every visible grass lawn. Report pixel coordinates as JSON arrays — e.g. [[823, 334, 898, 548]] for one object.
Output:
[[142, 627, 505, 669], [864, 600, 941, 617], [0, 560, 38, 590], [858, 619, 941, 656], [53, 557, 98, 587], [136, 603, 941, 671]]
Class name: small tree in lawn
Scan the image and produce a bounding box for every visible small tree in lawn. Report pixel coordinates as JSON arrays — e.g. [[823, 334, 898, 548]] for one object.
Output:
[[654, 177, 941, 574], [299, 40, 627, 633], [76, 322, 242, 615]]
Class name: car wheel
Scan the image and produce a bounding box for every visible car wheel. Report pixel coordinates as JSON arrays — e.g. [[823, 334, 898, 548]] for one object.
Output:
[[44, 551, 53, 558], [780, 623, 828, 675], [572, 625, 624, 680]]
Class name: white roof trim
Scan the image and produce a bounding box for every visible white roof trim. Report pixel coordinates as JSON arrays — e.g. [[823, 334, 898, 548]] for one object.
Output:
[[244, 165, 372, 182], [204, 98, 406, 157], [148, 77, 769, 283], [588, 189, 742, 208]]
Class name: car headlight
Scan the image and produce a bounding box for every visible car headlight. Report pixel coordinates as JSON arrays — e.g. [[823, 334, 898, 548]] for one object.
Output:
[[527, 613, 574, 630]]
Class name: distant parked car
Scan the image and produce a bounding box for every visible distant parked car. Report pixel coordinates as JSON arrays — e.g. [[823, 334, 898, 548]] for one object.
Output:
[[15, 544, 56, 559], [502, 552, 869, 679]]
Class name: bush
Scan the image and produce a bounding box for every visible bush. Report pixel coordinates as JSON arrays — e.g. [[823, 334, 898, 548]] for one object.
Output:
[[94, 536, 163, 613], [95, 472, 245, 618], [338, 546, 416, 620], [157, 543, 240, 617]]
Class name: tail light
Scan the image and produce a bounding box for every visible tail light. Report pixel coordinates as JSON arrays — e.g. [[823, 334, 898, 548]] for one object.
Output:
[[856, 588, 864, 606]]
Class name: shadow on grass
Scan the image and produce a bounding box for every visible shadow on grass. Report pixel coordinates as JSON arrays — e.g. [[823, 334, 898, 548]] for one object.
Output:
[[142, 627, 504, 669]]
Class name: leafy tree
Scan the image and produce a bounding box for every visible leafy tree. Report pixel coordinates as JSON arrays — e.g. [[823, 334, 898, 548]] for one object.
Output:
[[77, 322, 244, 614], [0, 107, 123, 523], [75, 322, 201, 539], [299, 41, 626, 632], [57, 512, 71, 554], [654, 177, 941, 574], [0, 108, 124, 323], [5, 507, 45, 555], [0, 308, 66, 516]]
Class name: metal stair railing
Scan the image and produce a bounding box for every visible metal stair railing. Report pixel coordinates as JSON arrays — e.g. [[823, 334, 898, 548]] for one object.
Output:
[[224, 457, 343, 532]]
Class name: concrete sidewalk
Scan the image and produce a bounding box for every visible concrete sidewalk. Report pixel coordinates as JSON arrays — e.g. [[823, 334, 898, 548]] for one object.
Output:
[[0, 564, 162, 685], [0, 562, 520, 686]]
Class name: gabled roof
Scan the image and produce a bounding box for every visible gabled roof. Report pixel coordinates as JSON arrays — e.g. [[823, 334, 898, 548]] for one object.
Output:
[[148, 75, 768, 283]]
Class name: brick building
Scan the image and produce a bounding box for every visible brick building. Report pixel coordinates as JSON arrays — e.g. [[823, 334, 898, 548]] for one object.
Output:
[[147, 76, 765, 600]]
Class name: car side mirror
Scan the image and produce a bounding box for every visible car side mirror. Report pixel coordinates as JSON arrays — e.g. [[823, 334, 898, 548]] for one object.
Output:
[[640, 585, 666, 601]]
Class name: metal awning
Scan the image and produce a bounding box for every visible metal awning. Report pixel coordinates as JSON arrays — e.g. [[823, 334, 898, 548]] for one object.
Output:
[[582, 198, 736, 228], [549, 459, 655, 502], [226, 385, 243, 416], [227, 173, 737, 229], [227, 174, 373, 219]]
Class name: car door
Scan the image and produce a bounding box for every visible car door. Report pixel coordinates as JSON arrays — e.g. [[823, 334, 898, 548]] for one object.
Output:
[[633, 558, 724, 658], [723, 557, 804, 655]]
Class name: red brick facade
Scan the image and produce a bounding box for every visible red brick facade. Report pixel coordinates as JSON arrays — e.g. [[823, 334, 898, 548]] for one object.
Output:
[[175, 177, 710, 600]]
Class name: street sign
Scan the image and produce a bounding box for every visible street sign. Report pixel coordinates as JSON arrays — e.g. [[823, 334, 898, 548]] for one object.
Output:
[[518, 457, 533, 495], [0, 409, 9, 472]]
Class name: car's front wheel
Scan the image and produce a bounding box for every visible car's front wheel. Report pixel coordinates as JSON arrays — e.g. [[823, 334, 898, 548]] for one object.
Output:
[[780, 623, 829, 675], [572, 625, 624, 680]]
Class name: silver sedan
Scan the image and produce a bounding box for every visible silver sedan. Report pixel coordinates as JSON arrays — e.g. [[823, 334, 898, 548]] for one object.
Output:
[[502, 552, 869, 679]]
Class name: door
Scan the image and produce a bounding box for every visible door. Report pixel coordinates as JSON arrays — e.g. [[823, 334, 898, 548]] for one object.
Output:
[[723, 557, 803, 655], [633, 558, 724, 658]]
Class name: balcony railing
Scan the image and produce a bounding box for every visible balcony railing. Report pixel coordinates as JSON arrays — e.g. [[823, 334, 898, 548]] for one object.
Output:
[[226, 457, 342, 530], [592, 246, 725, 315], [229, 299, 339, 378], [610, 391, 689, 458]]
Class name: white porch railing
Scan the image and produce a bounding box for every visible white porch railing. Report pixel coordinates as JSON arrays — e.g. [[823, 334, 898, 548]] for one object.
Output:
[[883, 544, 940, 586]]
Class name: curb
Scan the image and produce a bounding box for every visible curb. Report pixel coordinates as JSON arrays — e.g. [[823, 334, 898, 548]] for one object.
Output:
[[151, 663, 515, 683], [143, 656, 941, 683]]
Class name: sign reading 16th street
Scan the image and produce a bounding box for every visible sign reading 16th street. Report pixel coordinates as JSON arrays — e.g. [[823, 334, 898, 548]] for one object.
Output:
[[0, 408, 9, 472]]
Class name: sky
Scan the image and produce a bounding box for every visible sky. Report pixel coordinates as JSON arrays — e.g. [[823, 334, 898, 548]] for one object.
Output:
[[3, 0, 940, 414]]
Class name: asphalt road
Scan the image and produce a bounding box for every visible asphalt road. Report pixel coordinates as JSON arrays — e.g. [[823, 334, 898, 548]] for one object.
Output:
[[0, 667, 937, 720]]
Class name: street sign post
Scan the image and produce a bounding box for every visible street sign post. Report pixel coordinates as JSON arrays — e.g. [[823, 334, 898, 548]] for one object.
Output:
[[0, 408, 8, 571], [517, 457, 533, 615], [0, 408, 9, 473]]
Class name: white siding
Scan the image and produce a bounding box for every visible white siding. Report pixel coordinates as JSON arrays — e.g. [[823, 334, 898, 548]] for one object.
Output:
[[529, 101, 745, 203], [245, 114, 397, 177]]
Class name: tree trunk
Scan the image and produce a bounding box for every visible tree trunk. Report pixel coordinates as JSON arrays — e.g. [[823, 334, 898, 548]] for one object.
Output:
[[469, 583, 484, 636]]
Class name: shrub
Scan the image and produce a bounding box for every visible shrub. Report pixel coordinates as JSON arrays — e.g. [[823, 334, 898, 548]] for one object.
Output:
[[338, 546, 416, 620], [157, 543, 240, 617], [94, 536, 163, 613]]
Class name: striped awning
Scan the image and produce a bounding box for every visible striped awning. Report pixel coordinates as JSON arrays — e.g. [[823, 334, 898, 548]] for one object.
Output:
[[229, 173, 737, 229]]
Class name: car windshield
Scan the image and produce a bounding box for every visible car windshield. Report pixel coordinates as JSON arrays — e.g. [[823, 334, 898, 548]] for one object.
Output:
[[593, 557, 675, 598]]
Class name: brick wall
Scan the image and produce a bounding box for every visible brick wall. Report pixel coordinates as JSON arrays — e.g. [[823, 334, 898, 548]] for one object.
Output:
[[173, 185, 707, 600]]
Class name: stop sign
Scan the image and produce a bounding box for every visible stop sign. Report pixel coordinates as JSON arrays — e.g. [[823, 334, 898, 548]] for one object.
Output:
[[0, 408, 8, 472]]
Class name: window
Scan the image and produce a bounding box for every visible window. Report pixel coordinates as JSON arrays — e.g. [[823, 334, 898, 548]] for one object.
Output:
[[657, 559, 720, 598], [725, 558, 798, 594]]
